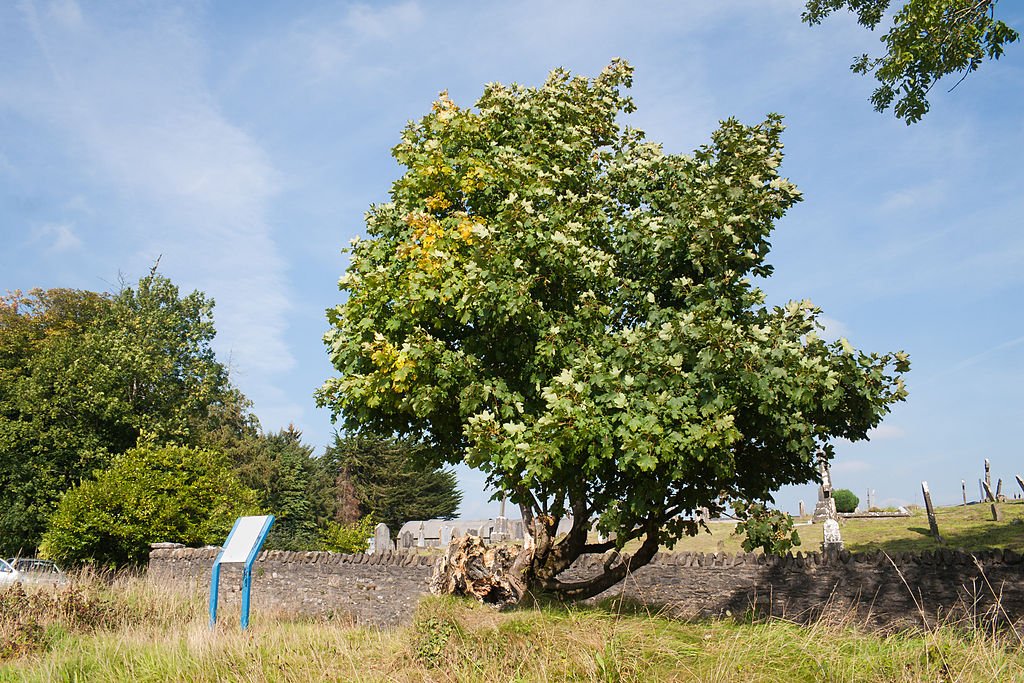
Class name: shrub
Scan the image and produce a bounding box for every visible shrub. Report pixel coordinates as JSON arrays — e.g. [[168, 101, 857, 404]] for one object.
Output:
[[40, 444, 261, 566], [833, 489, 859, 513], [319, 517, 375, 554]]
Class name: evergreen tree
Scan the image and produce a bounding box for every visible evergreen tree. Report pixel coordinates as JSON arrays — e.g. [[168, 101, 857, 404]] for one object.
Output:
[[322, 434, 462, 535], [215, 425, 332, 550]]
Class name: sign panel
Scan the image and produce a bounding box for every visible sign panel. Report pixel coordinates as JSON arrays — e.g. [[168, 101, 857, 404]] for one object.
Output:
[[219, 516, 274, 564], [209, 514, 275, 630]]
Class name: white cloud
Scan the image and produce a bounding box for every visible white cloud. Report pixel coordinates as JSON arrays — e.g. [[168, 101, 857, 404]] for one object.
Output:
[[45, 0, 81, 30], [945, 334, 1024, 376], [878, 180, 947, 214], [13, 2, 295, 409], [346, 1, 423, 40], [867, 424, 906, 441], [832, 458, 871, 474], [30, 222, 81, 251], [816, 315, 849, 342], [275, 1, 425, 85]]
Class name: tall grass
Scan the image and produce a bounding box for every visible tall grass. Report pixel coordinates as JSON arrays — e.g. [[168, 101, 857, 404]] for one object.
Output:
[[2, 572, 1022, 682]]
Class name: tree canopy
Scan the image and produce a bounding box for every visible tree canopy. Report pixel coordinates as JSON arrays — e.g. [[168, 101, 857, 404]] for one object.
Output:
[[40, 444, 260, 566], [803, 0, 1019, 123], [217, 425, 334, 550], [318, 61, 909, 599], [0, 269, 239, 553], [321, 434, 462, 536]]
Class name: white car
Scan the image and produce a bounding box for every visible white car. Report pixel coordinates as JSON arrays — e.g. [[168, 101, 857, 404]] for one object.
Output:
[[1, 558, 68, 585], [0, 558, 20, 585]]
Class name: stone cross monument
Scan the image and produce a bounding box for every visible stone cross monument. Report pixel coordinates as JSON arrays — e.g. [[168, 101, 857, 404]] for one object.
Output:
[[812, 453, 838, 523]]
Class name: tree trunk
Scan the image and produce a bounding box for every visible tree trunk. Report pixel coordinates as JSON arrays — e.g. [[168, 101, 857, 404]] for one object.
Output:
[[429, 519, 661, 607], [429, 536, 526, 608]]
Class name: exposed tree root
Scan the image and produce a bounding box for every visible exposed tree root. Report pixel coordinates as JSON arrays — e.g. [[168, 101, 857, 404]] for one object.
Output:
[[429, 536, 527, 608]]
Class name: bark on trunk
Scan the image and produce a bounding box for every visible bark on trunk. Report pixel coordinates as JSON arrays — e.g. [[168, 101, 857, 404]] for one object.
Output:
[[429, 523, 661, 606], [429, 536, 526, 608]]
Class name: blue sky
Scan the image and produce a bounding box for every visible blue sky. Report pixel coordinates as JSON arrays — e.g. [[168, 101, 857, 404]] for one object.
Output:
[[2, 0, 1022, 519]]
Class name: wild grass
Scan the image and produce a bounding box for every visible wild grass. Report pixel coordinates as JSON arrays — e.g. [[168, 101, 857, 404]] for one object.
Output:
[[3, 504, 1023, 680], [2, 574, 1022, 682]]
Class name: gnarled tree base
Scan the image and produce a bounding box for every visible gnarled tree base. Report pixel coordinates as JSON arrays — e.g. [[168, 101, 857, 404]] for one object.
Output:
[[429, 536, 527, 608]]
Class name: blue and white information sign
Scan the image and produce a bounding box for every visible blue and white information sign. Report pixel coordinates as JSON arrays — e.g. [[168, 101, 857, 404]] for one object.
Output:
[[209, 515, 275, 630]]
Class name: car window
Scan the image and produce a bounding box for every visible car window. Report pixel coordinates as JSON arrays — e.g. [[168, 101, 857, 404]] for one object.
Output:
[[0, 560, 12, 573]]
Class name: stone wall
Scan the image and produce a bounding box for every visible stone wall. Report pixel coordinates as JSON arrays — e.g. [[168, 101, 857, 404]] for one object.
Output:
[[148, 546, 1024, 629], [569, 548, 1024, 629], [148, 547, 433, 626]]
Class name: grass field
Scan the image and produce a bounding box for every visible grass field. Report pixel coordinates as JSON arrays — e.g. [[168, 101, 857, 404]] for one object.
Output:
[[2, 502, 1023, 681], [663, 500, 1024, 556], [1, 580, 1022, 682]]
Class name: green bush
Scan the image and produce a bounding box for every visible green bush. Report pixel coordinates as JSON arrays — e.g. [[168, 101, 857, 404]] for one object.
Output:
[[833, 489, 860, 513], [40, 444, 261, 566], [319, 517, 375, 554]]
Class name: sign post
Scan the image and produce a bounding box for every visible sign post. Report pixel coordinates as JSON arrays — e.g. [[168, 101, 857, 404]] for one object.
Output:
[[209, 515, 275, 630]]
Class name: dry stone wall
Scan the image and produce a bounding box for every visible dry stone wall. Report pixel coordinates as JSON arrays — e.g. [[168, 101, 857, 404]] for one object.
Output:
[[148, 547, 433, 626], [568, 548, 1024, 629], [148, 546, 1024, 628]]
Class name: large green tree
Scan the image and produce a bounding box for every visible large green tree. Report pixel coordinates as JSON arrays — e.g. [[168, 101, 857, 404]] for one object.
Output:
[[321, 434, 462, 536], [218, 425, 334, 550], [803, 0, 1019, 122], [0, 269, 238, 552], [317, 61, 908, 600]]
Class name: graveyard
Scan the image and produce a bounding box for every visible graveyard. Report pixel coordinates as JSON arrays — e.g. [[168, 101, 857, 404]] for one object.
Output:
[[2, 0, 1023, 680]]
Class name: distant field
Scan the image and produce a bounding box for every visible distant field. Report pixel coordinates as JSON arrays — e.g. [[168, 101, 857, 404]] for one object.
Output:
[[662, 500, 1024, 556]]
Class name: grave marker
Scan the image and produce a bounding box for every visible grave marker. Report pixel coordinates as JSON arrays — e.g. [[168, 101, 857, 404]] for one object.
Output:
[[373, 523, 391, 554], [983, 480, 996, 503], [921, 482, 942, 544], [812, 454, 838, 522], [822, 518, 843, 552]]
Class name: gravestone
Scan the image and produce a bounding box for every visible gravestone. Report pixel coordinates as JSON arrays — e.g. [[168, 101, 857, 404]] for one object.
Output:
[[399, 530, 414, 549], [440, 525, 453, 547], [812, 455, 837, 522], [416, 522, 426, 548], [822, 518, 843, 552], [798, 500, 805, 518], [921, 481, 943, 543], [983, 480, 996, 503], [373, 523, 391, 554]]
